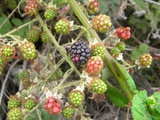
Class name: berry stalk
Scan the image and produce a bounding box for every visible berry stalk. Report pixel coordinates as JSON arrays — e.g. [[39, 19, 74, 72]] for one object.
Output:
[[36, 13, 81, 76]]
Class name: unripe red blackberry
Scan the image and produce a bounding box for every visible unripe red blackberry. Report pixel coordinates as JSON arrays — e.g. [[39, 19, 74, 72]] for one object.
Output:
[[44, 6, 56, 20], [110, 47, 120, 56], [7, 0, 17, 10], [138, 54, 152, 68], [55, 18, 70, 34], [24, 98, 36, 110], [62, 106, 75, 119], [92, 14, 112, 33], [8, 96, 21, 110], [43, 97, 61, 115], [41, 32, 49, 43], [19, 41, 37, 60], [116, 42, 125, 52], [1, 44, 16, 60], [91, 43, 106, 58], [70, 41, 91, 65], [7, 108, 23, 120], [27, 26, 41, 43], [87, 0, 100, 14], [88, 78, 107, 94], [24, 0, 41, 16], [68, 90, 85, 107], [116, 27, 131, 40], [85, 56, 103, 76]]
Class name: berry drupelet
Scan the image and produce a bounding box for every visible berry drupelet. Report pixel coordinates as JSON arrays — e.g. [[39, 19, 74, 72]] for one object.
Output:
[[70, 41, 91, 65]]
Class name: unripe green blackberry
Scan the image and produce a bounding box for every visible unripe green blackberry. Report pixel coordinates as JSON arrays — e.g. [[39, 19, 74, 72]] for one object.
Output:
[[55, 19, 70, 34], [7, 0, 17, 10], [41, 32, 49, 43], [68, 90, 85, 107], [110, 47, 120, 56], [7, 108, 23, 120], [8, 96, 21, 110], [138, 54, 152, 68], [27, 26, 41, 43], [62, 106, 75, 119], [56, 68, 63, 78], [1, 44, 16, 60], [92, 14, 112, 33], [89, 78, 107, 94], [19, 41, 37, 60], [0, 55, 4, 67], [24, 98, 36, 110], [24, 0, 41, 16], [116, 42, 125, 52], [44, 7, 56, 20], [91, 43, 106, 58], [50, 73, 57, 81], [18, 70, 30, 79], [22, 78, 31, 87], [87, 0, 100, 14]]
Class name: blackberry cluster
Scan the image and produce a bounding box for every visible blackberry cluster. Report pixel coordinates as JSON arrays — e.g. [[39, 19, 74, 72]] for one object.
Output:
[[70, 41, 91, 65]]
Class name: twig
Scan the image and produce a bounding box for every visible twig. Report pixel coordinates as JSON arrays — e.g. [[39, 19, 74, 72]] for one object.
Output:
[[0, 59, 19, 104], [143, 0, 160, 6], [1, 18, 38, 38]]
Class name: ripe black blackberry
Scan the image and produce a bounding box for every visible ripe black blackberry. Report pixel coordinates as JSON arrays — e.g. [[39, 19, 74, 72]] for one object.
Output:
[[70, 41, 91, 65]]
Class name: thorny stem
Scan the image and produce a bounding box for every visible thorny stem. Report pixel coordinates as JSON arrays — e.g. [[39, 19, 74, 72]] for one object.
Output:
[[68, 0, 133, 101], [36, 13, 81, 76]]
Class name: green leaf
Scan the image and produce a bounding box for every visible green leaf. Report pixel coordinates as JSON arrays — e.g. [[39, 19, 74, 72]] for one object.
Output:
[[0, 14, 12, 34], [106, 85, 128, 107], [113, 60, 136, 92], [134, 0, 148, 10], [131, 90, 152, 120], [131, 43, 149, 60], [11, 18, 22, 27]]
